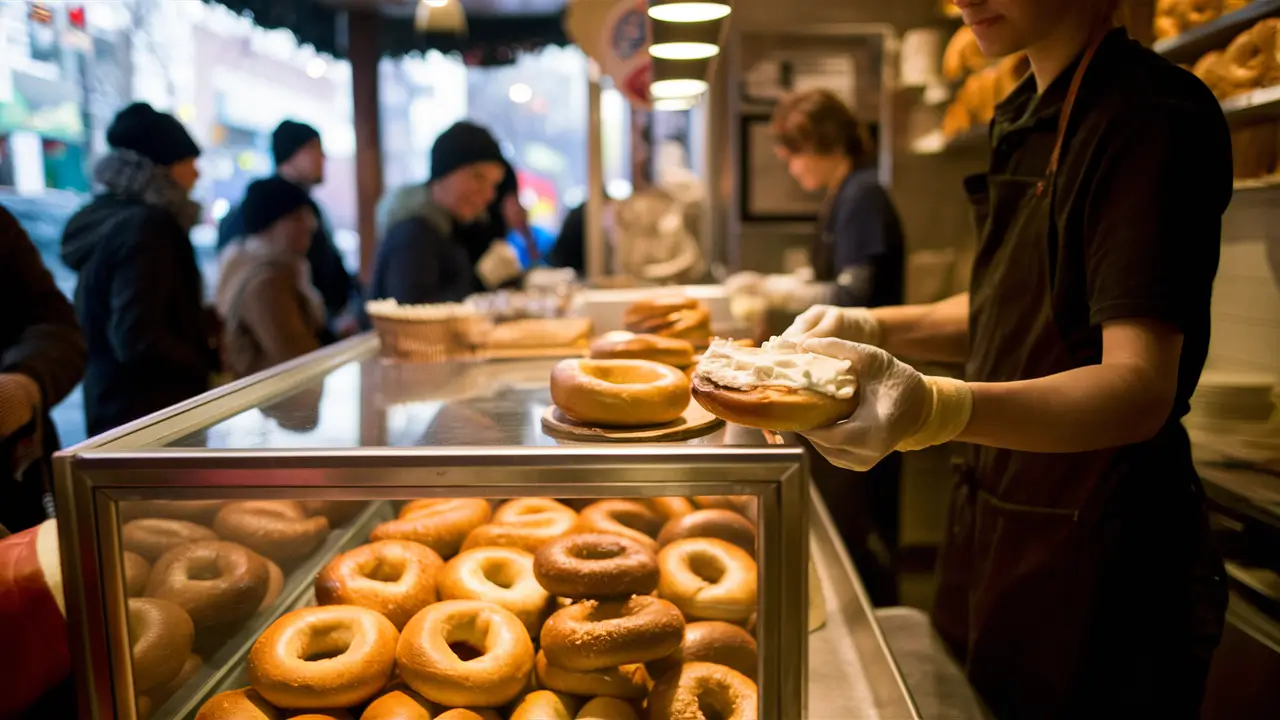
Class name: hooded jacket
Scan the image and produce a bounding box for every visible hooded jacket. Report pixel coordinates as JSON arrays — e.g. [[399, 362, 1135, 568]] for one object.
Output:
[[61, 194, 215, 437], [215, 239, 325, 379], [0, 207, 86, 532], [369, 185, 477, 304]]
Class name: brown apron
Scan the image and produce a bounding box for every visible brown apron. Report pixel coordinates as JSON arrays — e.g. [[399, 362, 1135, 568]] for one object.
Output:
[[930, 35, 1227, 719]]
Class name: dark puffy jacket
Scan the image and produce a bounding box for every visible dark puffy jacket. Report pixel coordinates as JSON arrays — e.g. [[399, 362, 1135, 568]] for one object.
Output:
[[61, 196, 216, 437], [369, 185, 477, 304], [0, 207, 86, 532]]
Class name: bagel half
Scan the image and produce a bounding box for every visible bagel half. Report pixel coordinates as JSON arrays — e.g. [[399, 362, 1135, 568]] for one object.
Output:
[[691, 374, 858, 432], [589, 332, 696, 368]]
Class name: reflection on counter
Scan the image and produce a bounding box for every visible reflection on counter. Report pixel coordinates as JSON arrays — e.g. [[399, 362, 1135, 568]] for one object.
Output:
[[116, 496, 762, 719]]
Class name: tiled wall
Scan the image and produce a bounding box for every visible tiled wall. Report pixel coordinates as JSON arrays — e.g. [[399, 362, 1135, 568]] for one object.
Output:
[[1206, 187, 1280, 376]]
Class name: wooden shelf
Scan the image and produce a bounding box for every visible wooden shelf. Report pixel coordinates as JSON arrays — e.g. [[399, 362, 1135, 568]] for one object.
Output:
[[1222, 84, 1280, 124], [1154, 0, 1280, 65]]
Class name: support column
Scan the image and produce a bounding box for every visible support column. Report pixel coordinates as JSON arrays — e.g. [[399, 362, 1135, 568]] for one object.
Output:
[[587, 60, 606, 282], [348, 11, 384, 284]]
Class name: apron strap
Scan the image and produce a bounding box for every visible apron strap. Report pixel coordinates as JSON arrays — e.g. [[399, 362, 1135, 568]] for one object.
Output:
[[1039, 29, 1110, 193]]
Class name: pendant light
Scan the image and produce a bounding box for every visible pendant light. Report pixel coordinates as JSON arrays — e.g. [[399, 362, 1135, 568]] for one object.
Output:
[[649, 18, 721, 61], [650, 56, 710, 99], [653, 96, 700, 111], [648, 0, 730, 24]]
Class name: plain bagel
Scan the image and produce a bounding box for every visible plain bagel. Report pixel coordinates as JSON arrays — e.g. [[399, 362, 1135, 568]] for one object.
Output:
[[551, 358, 690, 428], [589, 331, 696, 368]]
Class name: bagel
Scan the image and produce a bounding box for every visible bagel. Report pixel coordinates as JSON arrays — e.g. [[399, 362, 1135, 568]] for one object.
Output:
[[942, 25, 988, 80], [576, 697, 640, 720], [550, 358, 691, 428], [589, 331, 696, 368], [360, 684, 435, 720], [541, 595, 685, 671], [623, 297, 712, 347], [644, 497, 695, 520], [248, 605, 398, 709], [257, 555, 285, 612], [534, 650, 649, 700], [128, 598, 195, 692], [289, 713, 354, 720], [300, 500, 366, 527], [437, 546, 550, 637], [120, 500, 225, 526], [647, 662, 758, 720], [194, 688, 280, 720], [509, 690, 580, 720], [462, 498, 578, 554], [691, 338, 858, 432], [122, 519, 218, 562], [315, 540, 443, 629], [138, 652, 202, 714], [124, 551, 151, 598], [574, 499, 665, 552], [371, 499, 492, 558], [1222, 18, 1280, 91], [213, 501, 330, 567], [623, 296, 700, 329], [396, 599, 535, 708], [658, 538, 758, 623], [534, 533, 659, 599], [658, 509, 757, 556], [145, 541, 270, 630], [646, 621, 759, 682], [435, 711, 502, 720]]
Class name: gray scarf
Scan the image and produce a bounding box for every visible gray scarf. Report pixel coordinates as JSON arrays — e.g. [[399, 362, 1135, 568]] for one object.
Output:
[[92, 149, 202, 230]]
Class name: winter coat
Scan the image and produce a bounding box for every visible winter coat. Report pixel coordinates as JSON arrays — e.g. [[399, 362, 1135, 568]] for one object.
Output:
[[62, 152, 216, 437], [369, 185, 477, 304], [0, 207, 86, 532], [215, 239, 325, 379]]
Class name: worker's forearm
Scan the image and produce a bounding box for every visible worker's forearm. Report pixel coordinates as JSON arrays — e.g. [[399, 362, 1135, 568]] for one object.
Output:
[[872, 292, 970, 363], [956, 361, 1173, 453]]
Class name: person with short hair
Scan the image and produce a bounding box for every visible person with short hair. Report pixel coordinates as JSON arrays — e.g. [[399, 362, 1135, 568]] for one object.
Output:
[[215, 177, 324, 379], [371, 121, 518, 303], [61, 102, 217, 436], [219, 120, 361, 342]]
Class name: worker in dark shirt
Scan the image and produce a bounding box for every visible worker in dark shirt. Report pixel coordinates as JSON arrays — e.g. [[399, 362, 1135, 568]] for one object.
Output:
[[771, 88, 906, 606], [218, 120, 361, 342], [370, 122, 510, 304], [787, 0, 1231, 717]]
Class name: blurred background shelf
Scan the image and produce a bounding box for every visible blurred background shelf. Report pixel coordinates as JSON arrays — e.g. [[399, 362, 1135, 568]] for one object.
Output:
[[1154, 0, 1280, 65]]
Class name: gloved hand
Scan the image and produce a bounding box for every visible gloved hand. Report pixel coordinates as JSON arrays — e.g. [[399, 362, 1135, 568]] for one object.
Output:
[[798, 338, 973, 471], [0, 373, 40, 440], [783, 305, 883, 347], [476, 241, 524, 290]]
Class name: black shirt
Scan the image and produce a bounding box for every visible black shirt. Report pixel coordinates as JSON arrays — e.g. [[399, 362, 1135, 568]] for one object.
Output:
[[815, 167, 906, 308], [985, 28, 1232, 421]]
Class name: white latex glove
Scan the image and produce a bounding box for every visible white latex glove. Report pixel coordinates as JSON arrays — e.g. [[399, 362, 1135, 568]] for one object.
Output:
[[476, 241, 523, 290], [798, 338, 973, 471], [782, 305, 883, 346]]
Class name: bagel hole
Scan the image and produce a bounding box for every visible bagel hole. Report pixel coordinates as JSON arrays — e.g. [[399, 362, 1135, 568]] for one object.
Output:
[[571, 543, 623, 561], [445, 617, 489, 662], [364, 559, 405, 583], [186, 561, 222, 582], [584, 363, 662, 385], [448, 642, 485, 662], [698, 698, 728, 720], [482, 562, 517, 590], [688, 552, 726, 584], [299, 625, 353, 663]]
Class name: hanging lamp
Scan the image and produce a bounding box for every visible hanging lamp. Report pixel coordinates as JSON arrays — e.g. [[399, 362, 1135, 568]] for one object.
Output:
[[650, 56, 710, 99], [649, 18, 721, 60], [647, 0, 730, 24]]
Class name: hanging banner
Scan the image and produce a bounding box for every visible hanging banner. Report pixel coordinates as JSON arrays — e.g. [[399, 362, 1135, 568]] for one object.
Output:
[[599, 0, 652, 108]]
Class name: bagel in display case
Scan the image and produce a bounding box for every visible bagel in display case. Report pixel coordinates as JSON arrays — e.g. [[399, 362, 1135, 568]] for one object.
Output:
[[53, 335, 918, 719]]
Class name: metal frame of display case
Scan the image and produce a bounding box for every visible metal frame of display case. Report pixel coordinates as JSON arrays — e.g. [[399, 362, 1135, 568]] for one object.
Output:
[[53, 336, 918, 719]]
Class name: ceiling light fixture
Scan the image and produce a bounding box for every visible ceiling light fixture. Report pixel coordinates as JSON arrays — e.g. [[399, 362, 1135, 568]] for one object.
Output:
[[653, 96, 699, 111], [649, 56, 711, 99], [649, 18, 721, 60], [647, 0, 730, 24]]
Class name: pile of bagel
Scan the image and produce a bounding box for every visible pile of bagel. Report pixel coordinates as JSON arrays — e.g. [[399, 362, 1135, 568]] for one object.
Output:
[[1189, 17, 1280, 180], [118, 500, 364, 719], [940, 26, 1030, 141], [1156, 0, 1254, 42], [191, 495, 764, 720]]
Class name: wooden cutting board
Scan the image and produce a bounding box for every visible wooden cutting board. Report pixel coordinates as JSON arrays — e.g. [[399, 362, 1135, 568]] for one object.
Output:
[[541, 400, 724, 442]]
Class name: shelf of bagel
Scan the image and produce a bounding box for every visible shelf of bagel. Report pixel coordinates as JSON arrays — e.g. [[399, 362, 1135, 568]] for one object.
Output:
[[1172, 2, 1280, 190], [911, 23, 1027, 156], [52, 317, 916, 719]]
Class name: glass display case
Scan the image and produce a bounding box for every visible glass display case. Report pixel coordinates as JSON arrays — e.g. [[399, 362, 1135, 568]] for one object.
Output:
[[54, 335, 918, 719]]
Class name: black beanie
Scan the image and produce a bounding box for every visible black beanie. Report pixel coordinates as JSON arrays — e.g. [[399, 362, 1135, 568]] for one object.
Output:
[[241, 177, 313, 235], [430, 121, 505, 183], [106, 102, 200, 166], [273, 120, 322, 165]]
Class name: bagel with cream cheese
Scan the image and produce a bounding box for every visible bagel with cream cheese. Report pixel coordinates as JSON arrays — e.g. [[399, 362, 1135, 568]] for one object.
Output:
[[691, 338, 858, 432]]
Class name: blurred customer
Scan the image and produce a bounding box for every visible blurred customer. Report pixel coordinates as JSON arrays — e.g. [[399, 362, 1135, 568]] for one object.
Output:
[[771, 89, 907, 606], [219, 120, 363, 341], [61, 103, 217, 437], [548, 192, 614, 276], [215, 177, 323, 380], [0, 207, 86, 533], [457, 157, 538, 275], [371, 121, 520, 303]]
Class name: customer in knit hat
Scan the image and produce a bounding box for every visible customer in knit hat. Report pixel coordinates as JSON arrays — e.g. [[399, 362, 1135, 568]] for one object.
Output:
[[215, 177, 325, 379], [371, 121, 512, 304], [218, 119, 363, 345], [60, 102, 216, 436]]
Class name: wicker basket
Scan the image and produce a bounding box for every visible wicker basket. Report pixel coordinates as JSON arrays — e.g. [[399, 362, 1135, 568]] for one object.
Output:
[[371, 315, 490, 363]]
